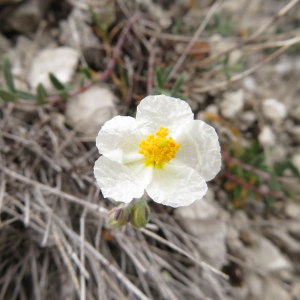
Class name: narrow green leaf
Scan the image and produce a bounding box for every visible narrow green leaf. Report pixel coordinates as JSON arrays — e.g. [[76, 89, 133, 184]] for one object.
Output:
[[58, 90, 69, 101], [0, 89, 17, 103], [81, 66, 92, 79], [36, 83, 47, 104], [16, 90, 37, 100], [104, 0, 115, 32], [265, 195, 276, 207], [2, 55, 15, 92], [48, 73, 65, 90], [233, 185, 242, 200], [162, 66, 171, 83], [170, 74, 184, 97], [155, 67, 164, 90], [88, 4, 105, 36], [269, 175, 281, 191], [286, 160, 300, 177]]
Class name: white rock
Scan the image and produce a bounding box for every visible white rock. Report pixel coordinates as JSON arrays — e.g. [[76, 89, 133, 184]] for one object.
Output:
[[175, 189, 227, 269], [291, 153, 300, 173], [220, 89, 244, 119], [246, 273, 264, 299], [28, 47, 80, 92], [174, 190, 218, 221], [240, 111, 256, 124], [271, 145, 286, 163], [262, 279, 289, 300], [275, 56, 293, 75], [243, 76, 257, 92], [262, 98, 288, 121], [290, 105, 300, 121], [289, 126, 300, 142], [205, 104, 219, 114], [243, 232, 292, 273], [5, 0, 53, 33], [228, 49, 242, 66], [65, 85, 118, 136], [285, 201, 300, 219], [258, 126, 276, 147]]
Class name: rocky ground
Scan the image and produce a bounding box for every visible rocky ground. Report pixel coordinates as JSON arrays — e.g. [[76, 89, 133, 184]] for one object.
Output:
[[1, 0, 300, 299]]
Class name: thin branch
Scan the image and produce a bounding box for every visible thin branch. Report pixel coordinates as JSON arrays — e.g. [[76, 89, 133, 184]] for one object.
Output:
[[140, 228, 229, 280], [222, 151, 299, 184], [147, 47, 157, 95], [192, 38, 300, 93], [223, 170, 300, 201], [0, 166, 108, 214], [168, 0, 223, 79], [17, 13, 142, 106], [250, 0, 300, 39]]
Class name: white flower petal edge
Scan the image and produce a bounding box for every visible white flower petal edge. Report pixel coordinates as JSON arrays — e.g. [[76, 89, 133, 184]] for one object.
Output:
[[173, 120, 221, 181], [96, 116, 144, 164], [146, 163, 208, 207], [94, 156, 153, 203], [136, 95, 194, 137]]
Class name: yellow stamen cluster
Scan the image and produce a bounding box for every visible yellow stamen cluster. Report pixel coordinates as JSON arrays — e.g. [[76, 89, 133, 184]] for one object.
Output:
[[139, 126, 180, 167]]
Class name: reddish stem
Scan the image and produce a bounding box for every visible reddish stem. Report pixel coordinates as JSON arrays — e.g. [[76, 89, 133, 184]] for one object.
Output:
[[17, 13, 142, 106], [147, 48, 157, 95], [222, 150, 298, 184], [223, 170, 300, 201]]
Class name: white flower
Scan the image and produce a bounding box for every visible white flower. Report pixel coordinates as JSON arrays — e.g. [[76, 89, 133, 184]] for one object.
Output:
[[94, 95, 221, 207]]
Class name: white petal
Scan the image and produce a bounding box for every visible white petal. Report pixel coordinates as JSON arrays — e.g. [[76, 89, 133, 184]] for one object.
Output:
[[146, 163, 207, 207], [94, 156, 153, 203], [96, 116, 144, 164], [136, 95, 194, 136], [173, 120, 221, 181]]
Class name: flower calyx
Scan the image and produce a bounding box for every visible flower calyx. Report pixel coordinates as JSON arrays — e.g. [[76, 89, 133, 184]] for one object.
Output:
[[130, 200, 151, 229], [107, 205, 132, 229]]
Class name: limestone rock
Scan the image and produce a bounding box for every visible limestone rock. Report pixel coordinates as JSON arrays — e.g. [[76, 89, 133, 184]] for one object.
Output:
[[258, 126, 276, 147], [284, 201, 300, 219], [243, 231, 292, 273], [290, 105, 300, 121], [65, 85, 118, 136], [262, 279, 288, 300], [220, 89, 244, 119], [5, 0, 53, 33], [59, 8, 102, 66], [243, 76, 257, 93], [262, 98, 288, 121], [0, 33, 11, 56], [28, 47, 80, 92], [240, 111, 256, 125], [263, 227, 300, 256], [291, 153, 300, 173], [174, 189, 227, 269]]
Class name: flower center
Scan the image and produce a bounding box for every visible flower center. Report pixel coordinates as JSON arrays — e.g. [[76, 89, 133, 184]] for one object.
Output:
[[139, 126, 180, 167]]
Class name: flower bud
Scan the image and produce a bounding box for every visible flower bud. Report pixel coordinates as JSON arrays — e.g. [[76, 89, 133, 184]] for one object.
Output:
[[130, 200, 151, 229], [107, 206, 132, 229]]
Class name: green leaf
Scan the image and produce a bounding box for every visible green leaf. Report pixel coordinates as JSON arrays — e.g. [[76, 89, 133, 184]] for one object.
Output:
[[265, 195, 276, 207], [2, 55, 15, 92], [269, 175, 281, 191], [48, 73, 65, 90], [233, 185, 242, 200], [104, 0, 114, 32], [81, 66, 92, 79], [170, 75, 184, 97], [161, 66, 171, 83], [88, 4, 105, 36], [0, 89, 17, 103], [58, 90, 69, 101], [36, 83, 47, 104], [16, 90, 37, 100], [286, 160, 300, 177], [155, 66, 164, 90]]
